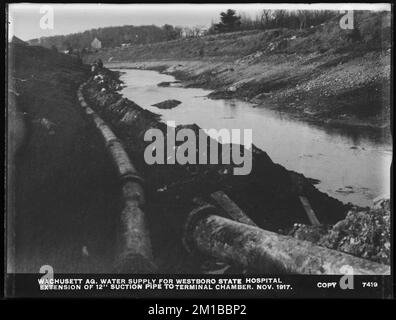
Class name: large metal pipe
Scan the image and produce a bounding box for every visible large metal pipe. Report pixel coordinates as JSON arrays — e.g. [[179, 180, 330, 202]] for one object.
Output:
[[183, 205, 390, 275], [116, 181, 156, 271], [77, 80, 156, 273], [106, 139, 143, 183]]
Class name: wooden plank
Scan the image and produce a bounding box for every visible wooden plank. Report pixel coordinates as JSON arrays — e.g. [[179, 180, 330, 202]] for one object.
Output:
[[299, 196, 321, 226], [211, 190, 257, 226]]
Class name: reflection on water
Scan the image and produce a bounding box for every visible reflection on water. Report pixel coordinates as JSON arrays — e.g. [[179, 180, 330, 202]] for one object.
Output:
[[118, 69, 392, 207]]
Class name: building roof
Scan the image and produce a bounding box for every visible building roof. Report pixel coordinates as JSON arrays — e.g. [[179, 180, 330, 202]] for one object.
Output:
[[11, 36, 28, 46]]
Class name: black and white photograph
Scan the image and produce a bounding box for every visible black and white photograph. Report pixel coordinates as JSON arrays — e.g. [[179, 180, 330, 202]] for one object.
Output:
[[5, 3, 392, 299]]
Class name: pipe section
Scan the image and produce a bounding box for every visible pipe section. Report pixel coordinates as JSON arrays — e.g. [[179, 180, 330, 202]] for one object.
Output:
[[183, 205, 390, 275], [77, 81, 156, 273]]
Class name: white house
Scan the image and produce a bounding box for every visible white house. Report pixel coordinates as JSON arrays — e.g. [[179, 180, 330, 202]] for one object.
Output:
[[91, 37, 102, 49]]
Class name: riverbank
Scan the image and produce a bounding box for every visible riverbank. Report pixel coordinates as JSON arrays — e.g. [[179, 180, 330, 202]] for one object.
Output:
[[115, 68, 391, 207], [101, 50, 390, 135], [85, 11, 391, 133]]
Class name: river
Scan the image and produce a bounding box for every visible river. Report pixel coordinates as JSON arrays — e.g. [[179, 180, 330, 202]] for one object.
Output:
[[117, 68, 391, 207]]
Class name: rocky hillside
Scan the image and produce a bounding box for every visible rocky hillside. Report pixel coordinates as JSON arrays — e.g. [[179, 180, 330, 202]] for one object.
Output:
[[290, 197, 391, 265], [86, 11, 391, 130]]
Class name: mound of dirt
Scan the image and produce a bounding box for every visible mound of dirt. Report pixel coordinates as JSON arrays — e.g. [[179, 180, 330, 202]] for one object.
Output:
[[289, 198, 390, 264], [157, 81, 181, 87], [152, 99, 182, 109]]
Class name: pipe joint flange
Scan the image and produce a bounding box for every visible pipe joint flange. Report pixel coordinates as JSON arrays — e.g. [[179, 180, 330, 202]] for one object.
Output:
[[182, 204, 218, 255], [106, 137, 125, 150], [120, 173, 145, 186], [105, 137, 122, 148], [85, 107, 95, 115]]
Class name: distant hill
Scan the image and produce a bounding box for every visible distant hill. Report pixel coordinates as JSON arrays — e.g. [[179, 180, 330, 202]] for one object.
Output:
[[28, 24, 182, 51], [85, 11, 391, 61]]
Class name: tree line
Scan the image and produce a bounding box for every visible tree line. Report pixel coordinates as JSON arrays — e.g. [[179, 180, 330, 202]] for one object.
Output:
[[28, 9, 337, 51], [209, 9, 336, 34], [29, 24, 184, 51]]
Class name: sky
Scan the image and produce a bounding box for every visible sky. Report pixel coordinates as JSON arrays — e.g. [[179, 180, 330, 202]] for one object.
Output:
[[8, 3, 391, 41]]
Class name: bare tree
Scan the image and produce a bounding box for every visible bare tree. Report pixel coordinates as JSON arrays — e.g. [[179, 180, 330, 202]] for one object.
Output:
[[260, 10, 272, 29], [192, 25, 206, 37], [273, 10, 287, 28], [297, 10, 307, 30]]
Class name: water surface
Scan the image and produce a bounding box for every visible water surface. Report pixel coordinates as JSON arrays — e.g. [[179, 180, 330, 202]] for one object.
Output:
[[118, 69, 391, 207]]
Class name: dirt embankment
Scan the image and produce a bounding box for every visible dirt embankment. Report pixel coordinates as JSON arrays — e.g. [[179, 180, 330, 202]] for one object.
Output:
[[85, 11, 391, 132], [8, 43, 120, 273]]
